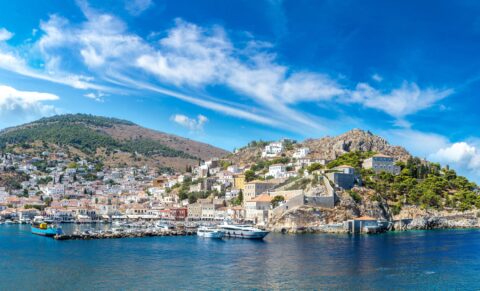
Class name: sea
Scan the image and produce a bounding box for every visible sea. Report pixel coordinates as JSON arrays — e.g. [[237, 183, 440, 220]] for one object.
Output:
[[1, 224, 480, 290]]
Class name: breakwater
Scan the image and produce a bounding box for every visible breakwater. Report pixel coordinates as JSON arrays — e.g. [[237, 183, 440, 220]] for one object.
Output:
[[54, 229, 196, 240]]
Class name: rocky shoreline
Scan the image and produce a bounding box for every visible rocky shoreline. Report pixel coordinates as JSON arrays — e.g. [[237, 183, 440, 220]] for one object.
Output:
[[269, 216, 480, 234], [267, 204, 480, 234]]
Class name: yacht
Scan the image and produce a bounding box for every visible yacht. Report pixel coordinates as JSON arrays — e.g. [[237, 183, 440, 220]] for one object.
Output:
[[218, 222, 269, 239], [197, 226, 224, 239]]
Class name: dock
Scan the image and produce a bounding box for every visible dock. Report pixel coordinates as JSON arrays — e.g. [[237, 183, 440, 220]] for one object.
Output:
[[53, 229, 196, 240]]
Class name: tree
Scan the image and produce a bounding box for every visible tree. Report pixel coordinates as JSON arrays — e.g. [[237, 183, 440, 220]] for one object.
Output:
[[244, 170, 256, 182], [307, 163, 323, 173], [234, 190, 244, 205], [271, 195, 285, 208]]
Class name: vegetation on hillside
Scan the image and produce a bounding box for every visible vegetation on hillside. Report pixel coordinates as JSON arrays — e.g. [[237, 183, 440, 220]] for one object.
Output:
[[0, 115, 195, 159], [32, 114, 135, 127], [327, 151, 376, 169], [324, 152, 480, 212]]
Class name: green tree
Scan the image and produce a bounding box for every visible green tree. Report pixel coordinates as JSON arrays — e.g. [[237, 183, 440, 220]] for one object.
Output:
[[244, 170, 256, 182], [271, 195, 285, 208]]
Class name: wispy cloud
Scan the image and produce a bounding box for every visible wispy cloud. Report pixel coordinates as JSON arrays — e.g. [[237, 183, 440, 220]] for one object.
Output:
[[0, 49, 111, 91], [171, 114, 208, 131], [124, 0, 154, 16], [0, 85, 60, 127], [346, 82, 453, 127], [0, 28, 13, 41], [0, 2, 454, 135], [84, 91, 106, 102]]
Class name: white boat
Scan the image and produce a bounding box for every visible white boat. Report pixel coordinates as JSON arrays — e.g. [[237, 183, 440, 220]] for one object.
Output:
[[156, 223, 175, 231], [197, 226, 224, 239], [218, 222, 269, 239]]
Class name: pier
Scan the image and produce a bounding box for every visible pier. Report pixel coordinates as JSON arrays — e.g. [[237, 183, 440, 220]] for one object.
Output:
[[53, 229, 196, 240]]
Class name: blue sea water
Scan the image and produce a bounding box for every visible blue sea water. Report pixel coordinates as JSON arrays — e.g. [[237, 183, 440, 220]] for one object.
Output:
[[1, 225, 480, 290]]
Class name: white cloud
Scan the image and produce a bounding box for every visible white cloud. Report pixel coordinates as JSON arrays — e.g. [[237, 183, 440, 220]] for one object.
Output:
[[430, 142, 480, 181], [125, 0, 154, 16], [171, 114, 208, 131], [347, 82, 453, 126], [281, 72, 344, 104], [136, 19, 340, 129], [0, 49, 110, 91], [0, 85, 60, 127], [371, 73, 383, 82], [0, 3, 454, 135], [381, 128, 480, 182], [84, 92, 106, 102], [38, 7, 149, 70], [0, 28, 13, 41], [382, 129, 450, 158]]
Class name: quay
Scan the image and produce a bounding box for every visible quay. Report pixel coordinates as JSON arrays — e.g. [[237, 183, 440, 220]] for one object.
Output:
[[53, 229, 196, 240]]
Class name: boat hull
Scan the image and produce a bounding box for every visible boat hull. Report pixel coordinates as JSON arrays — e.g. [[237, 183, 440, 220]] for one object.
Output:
[[31, 226, 63, 237], [198, 231, 224, 239], [222, 230, 269, 239]]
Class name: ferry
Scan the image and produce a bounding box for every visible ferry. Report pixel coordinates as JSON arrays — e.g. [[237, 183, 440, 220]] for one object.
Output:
[[218, 222, 269, 239], [197, 226, 224, 239], [31, 221, 63, 237]]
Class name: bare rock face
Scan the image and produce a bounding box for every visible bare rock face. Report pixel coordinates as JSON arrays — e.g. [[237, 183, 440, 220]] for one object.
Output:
[[268, 187, 394, 233], [393, 206, 480, 230], [303, 129, 411, 161]]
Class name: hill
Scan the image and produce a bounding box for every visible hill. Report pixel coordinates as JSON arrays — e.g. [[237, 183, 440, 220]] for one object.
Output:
[[229, 128, 411, 165], [0, 114, 229, 170], [226, 129, 479, 229]]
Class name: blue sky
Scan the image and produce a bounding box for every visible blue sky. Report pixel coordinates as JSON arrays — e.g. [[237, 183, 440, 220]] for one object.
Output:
[[1, 0, 480, 181]]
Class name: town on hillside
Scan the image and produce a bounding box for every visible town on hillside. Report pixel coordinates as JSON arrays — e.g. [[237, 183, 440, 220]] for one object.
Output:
[[0, 136, 478, 234]]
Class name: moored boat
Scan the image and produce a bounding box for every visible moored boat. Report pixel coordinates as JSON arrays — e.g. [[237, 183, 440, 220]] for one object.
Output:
[[218, 222, 269, 239], [197, 226, 224, 239], [31, 221, 63, 237]]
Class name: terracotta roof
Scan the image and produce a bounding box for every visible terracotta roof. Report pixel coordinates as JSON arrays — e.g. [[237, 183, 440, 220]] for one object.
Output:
[[251, 193, 272, 203], [373, 154, 391, 158], [354, 216, 377, 221]]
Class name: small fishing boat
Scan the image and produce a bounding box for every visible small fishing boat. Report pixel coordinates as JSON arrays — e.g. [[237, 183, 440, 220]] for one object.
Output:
[[31, 221, 63, 237], [197, 226, 224, 239]]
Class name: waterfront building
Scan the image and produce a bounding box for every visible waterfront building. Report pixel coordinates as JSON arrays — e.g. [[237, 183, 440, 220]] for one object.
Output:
[[244, 181, 276, 201], [244, 193, 272, 224]]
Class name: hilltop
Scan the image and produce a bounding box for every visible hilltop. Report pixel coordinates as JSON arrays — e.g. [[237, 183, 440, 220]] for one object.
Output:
[[0, 114, 229, 170], [229, 129, 411, 165]]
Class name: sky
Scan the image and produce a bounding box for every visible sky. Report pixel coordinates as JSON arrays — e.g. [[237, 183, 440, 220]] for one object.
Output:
[[0, 0, 480, 182]]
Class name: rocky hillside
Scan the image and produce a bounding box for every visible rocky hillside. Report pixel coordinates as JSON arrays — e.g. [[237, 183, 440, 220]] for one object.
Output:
[[302, 129, 411, 161], [230, 129, 411, 165], [0, 114, 229, 170], [223, 129, 480, 232]]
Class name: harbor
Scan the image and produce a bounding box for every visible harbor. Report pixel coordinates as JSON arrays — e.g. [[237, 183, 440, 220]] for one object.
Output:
[[53, 228, 196, 240], [21, 217, 271, 241]]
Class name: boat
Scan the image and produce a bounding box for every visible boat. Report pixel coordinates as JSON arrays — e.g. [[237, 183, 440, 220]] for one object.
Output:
[[197, 226, 224, 239], [156, 222, 175, 231], [31, 221, 63, 237], [218, 222, 269, 239]]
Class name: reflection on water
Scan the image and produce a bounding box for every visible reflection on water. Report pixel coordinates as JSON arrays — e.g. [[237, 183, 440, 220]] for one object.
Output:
[[0, 225, 479, 290]]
